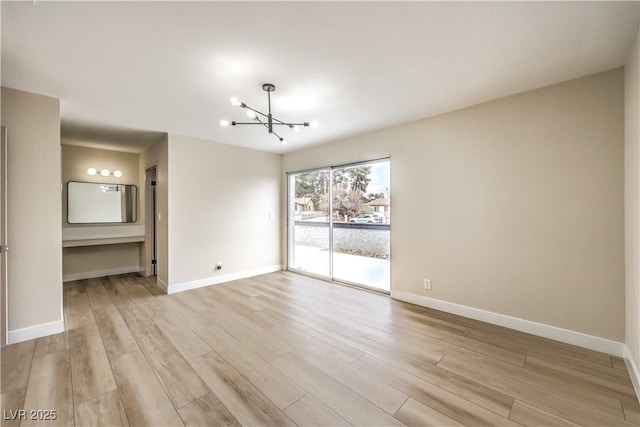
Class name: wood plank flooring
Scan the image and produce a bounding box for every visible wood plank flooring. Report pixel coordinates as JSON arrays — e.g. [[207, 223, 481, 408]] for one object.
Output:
[[2, 271, 639, 426]]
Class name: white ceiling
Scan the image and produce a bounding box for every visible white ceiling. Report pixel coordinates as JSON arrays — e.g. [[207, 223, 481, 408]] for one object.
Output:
[[2, 1, 639, 154]]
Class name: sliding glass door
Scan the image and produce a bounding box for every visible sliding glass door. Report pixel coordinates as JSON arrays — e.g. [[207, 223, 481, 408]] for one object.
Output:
[[288, 159, 390, 292]]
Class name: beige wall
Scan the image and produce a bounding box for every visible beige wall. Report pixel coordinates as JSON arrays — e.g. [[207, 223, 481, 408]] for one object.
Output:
[[167, 134, 281, 286], [140, 134, 169, 285], [284, 69, 625, 341], [61, 144, 140, 227], [625, 26, 640, 375], [1, 87, 62, 333]]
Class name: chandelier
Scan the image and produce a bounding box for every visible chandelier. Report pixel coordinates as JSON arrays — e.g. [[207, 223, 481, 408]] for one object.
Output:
[[220, 83, 318, 145]]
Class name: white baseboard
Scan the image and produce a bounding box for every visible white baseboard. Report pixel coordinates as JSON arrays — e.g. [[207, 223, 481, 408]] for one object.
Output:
[[624, 345, 640, 402], [391, 290, 625, 357], [7, 319, 65, 345], [156, 277, 169, 293], [166, 264, 284, 295], [63, 265, 142, 282]]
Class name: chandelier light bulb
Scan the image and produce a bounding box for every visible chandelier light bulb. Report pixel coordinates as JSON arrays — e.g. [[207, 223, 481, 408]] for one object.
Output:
[[220, 119, 230, 127], [309, 121, 319, 128], [280, 138, 287, 146], [230, 97, 241, 107], [113, 170, 123, 178], [87, 167, 97, 176], [100, 169, 110, 177], [246, 110, 256, 119]]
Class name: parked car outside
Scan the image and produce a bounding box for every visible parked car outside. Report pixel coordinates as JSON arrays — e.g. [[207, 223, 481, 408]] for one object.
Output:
[[350, 214, 383, 223]]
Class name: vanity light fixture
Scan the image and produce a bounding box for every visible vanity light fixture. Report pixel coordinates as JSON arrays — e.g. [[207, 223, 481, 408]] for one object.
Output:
[[87, 167, 122, 178], [220, 83, 318, 145]]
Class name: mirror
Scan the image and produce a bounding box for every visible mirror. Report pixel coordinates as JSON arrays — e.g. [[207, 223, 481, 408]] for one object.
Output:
[[67, 181, 137, 224]]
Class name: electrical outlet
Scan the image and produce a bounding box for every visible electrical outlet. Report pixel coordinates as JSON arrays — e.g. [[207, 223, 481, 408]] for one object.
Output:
[[216, 261, 222, 271], [423, 278, 431, 290]]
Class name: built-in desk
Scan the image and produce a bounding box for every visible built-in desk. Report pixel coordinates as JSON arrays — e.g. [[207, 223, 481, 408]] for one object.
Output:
[[62, 225, 145, 281], [63, 235, 145, 248], [62, 224, 145, 247]]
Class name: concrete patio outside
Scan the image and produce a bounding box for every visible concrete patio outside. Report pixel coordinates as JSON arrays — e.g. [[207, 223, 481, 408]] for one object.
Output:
[[290, 245, 390, 291]]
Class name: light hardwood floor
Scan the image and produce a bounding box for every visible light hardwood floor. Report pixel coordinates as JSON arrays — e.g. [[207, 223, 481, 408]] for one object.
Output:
[[1, 271, 639, 426]]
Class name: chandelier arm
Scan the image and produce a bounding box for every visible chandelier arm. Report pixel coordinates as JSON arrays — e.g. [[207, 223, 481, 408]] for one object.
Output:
[[271, 129, 285, 141], [253, 115, 272, 132], [257, 114, 283, 142], [257, 115, 283, 143], [243, 104, 268, 119], [270, 116, 290, 125], [269, 115, 308, 126]]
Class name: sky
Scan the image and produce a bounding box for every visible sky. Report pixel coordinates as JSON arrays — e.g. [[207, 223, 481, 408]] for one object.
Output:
[[368, 160, 390, 196]]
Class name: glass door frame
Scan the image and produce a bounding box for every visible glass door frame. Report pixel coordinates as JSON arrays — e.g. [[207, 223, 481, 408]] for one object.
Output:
[[286, 157, 390, 294]]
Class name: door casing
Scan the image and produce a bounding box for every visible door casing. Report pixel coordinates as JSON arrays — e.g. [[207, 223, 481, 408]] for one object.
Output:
[[1, 126, 8, 345]]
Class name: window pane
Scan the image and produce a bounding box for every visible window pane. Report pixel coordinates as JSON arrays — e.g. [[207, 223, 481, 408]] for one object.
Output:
[[288, 170, 330, 277]]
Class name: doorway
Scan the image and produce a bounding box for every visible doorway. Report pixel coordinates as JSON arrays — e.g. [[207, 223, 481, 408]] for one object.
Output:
[[287, 158, 390, 292], [145, 167, 157, 276]]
